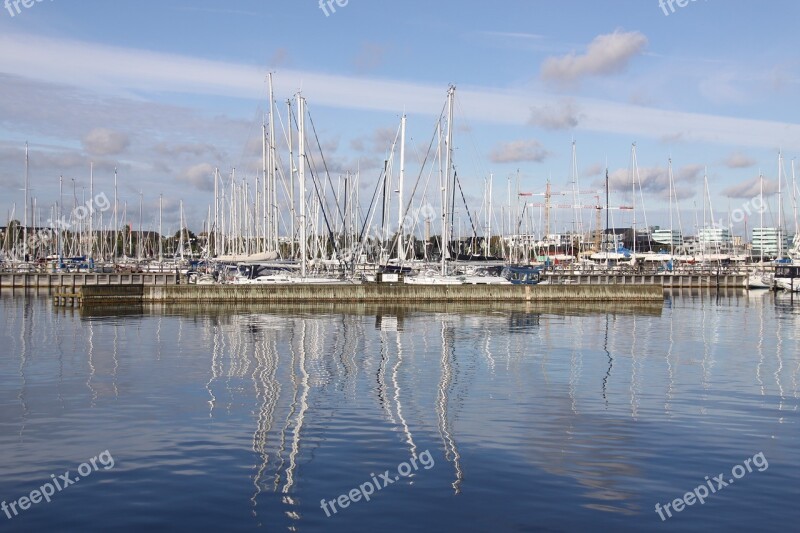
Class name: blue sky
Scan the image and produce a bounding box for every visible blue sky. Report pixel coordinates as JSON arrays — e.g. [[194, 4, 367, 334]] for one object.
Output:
[[1, 0, 799, 236]]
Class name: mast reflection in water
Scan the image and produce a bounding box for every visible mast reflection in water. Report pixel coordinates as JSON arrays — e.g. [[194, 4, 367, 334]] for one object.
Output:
[[0, 294, 799, 531]]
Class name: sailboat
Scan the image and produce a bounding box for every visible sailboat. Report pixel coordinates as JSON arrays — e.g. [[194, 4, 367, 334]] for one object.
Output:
[[403, 86, 467, 285], [747, 173, 773, 289], [774, 264, 800, 292]]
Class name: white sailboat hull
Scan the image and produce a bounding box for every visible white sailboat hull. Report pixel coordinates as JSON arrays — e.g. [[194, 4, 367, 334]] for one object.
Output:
[[746, 273, 773, 290], [775, 278, 800, 292], [459, 275, 511, 285], [404, 274, 464, 285]]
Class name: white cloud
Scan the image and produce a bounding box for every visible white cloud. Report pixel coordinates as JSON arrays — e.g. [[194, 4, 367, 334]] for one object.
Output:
[[82, 128, 130, 156], [722, 175, 778, 199], [490, 140, 551, 164], [153, 142, 225, 161], [540, 30, 648, 86], [177, 163, 216, 192], [722, 151, 756, 169], [583, 163, 604, 178], [528, 100, 581, 130], [604, 164, 701, 200], [1, 32, 800, 154]]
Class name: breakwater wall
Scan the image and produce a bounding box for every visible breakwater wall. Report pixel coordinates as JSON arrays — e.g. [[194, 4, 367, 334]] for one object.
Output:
[[0, 272, 177, 289], [3, 272, 747, 290], [73, 283, 664, 306]]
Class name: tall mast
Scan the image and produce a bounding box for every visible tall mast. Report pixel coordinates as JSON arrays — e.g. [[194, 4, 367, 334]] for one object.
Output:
[[269, 73, 278, 251], [778, 151, 783, 258], [668, 158, 674, 256], [792, 159, 799, 240], [631, 143, 637, 257], [438, 120, 445, 269], [759, 172, 764, 264], [212, 172, 216, 258], [704, 169, 717, 256], [179, 200, 185, 261], [114, 168, 118, 261], [288, 99, 296, 259], [23, 142, 28, 261], [507, 176, 511, 262], [571, 140, 583, 250], [206, 205, 211, 260], [605, 167, 610, 267], [486, 174, 494, 255], [442, 86, 455, 275], [89, 162, 94, 261], [138, 190, 143, 262], [262, 112, 268, 252], [398, 114, 406, 263], [213, 168, 218, 257], [81, 187, 86, 256], [124, 200, 130, 257], [58, 175, 63, 260], [159, 194, 163, 263], [297, 93, 307, 278]]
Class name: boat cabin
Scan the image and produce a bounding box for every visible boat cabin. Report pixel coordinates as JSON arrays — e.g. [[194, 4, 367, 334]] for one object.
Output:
[[501, 266, 543, 285], [775, 265, 800, 279]]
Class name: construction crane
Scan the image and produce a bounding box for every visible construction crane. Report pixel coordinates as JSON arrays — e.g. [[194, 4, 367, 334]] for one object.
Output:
[[520, 182, 600, 237], [526, 198, 633, 252]]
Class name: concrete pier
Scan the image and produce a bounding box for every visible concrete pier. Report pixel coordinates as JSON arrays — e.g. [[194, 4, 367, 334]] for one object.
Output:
[[74, 283, 664, 307], [543, 272, 747, 288], [3, 271, 748, 290], [0, 272, 177, 289], [139, 299, 665, 318]]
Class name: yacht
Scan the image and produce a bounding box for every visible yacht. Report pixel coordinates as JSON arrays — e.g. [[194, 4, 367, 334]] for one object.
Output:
[[774, 264, 800, 292]]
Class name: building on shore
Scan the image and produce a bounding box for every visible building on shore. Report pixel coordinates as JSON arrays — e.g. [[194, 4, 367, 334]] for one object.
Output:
[[651, 228, 683, 251], [751, 228, 793, 258], [698, 227, 733, 253]]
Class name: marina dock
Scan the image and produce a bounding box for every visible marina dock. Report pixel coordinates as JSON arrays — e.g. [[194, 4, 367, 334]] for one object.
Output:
[[542, 271, 748, 288], [0, 272, 178, 289], [61, 283, 664, 307], [3, 270, 749, 291]]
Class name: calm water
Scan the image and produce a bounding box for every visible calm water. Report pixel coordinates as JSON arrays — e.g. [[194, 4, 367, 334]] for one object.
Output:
[[1, 291, 799, 532]]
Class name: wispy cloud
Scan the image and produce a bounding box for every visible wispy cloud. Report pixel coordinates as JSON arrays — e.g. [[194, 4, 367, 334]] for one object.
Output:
[[350, 127, 398, 156], [2, 32, 800, 153], [603, 164, 702, 200], [540, 30, 648, 87], [583, 163, 605, 178], [722, 151, 757, 169], [82, 128, 130, 157], [490, 140, 551, 164], [353, 43, 387, 74], [528, 100, 582, 130], [177, 163, 216, 192], [722, 175, 778, 199]]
